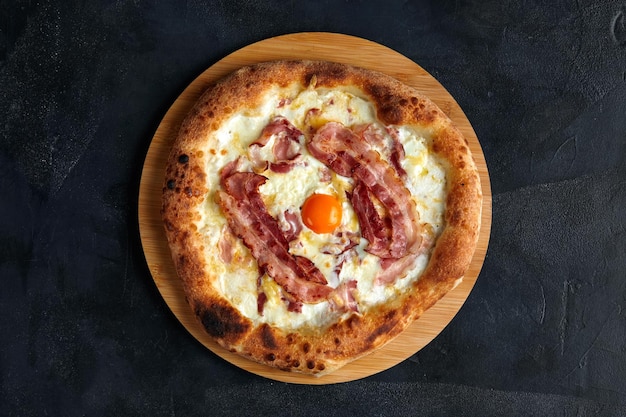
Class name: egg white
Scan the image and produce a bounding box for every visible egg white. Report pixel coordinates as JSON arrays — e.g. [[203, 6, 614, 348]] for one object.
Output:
[[196, 87, 447, 331]]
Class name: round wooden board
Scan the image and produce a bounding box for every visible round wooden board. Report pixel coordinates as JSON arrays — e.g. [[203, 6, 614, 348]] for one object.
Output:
[[138, 32, 492, 384]]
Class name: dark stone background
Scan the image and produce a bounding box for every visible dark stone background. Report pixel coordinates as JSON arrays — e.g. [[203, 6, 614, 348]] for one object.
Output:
[[2, 1, 626, 415]]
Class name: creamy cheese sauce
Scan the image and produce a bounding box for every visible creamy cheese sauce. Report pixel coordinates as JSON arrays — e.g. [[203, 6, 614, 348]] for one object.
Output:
[[196, 87, 447, 331]]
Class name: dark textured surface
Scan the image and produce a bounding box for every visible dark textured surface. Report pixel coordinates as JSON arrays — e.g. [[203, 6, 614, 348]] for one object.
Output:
[[2, 1, 626, 415]]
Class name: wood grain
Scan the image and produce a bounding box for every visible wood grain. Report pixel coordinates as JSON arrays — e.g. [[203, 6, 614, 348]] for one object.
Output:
[[138, 33, 492, 384]]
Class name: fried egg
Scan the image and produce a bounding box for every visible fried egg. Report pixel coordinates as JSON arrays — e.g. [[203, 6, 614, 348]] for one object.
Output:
[[196, 87, 447, 331]]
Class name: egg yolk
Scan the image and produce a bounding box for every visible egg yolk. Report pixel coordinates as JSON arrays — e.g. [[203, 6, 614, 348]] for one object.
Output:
[[301, 194, 342, 234]]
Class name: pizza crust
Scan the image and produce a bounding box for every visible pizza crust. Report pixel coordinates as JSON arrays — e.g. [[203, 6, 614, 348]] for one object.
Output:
[[162, 60, 481, 376]]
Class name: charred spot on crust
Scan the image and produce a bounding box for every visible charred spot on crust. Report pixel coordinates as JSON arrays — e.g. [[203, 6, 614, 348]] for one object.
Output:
[[176, 252, 187, 267], [306, 360, 315, 369], [260, 324, 277, 349], [317, 363, 326, 371], [178, 154, 189, 163], [345, 315, 361, 330], [365, 83, 391, 102], [366, 311, 398, 344], [163, 219, 175, 232], [304, 62, 349, 87], [413, 106, 437, 124], [402, 300, 411, 317], [379, 104, 402, 125], [166, 179, 176, 190], [364, 83, 406, 124], [197, 302, 250, 339], [302, 342, 311, 353], [448, 207, 465, 226], [265, 353, 276, 362]]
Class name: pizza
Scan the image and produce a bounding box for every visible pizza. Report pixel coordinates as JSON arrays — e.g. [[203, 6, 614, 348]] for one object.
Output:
[[161, 60, 482, 376]]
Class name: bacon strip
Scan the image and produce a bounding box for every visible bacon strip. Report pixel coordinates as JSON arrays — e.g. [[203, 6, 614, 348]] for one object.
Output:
[[330, 280, 358, 313], [307, 122, 421, 259], [249, 116, 303, 174], [257, 292, 267, 315], [348, 181, 391, 257], [217, 225, 235, 264], [281, 209, 302, 242], [252, 116, 300, 146], [356, 124, 407, 179], [321, 231, 360, 256], [375, 253, 419, 285], [216, 170, 332, 303], [386, 127, 408, 179]]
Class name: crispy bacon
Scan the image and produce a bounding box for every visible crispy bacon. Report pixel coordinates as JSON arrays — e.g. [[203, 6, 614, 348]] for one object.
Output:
[[272, 134, 300, 161], [303, 108, 321, 133], [286, 300, 303, 313], [348, 181, 391, 257], [269, 157, 302, 174], [321, 231, 360, 255], [375, 253, 419, 285], [253, 116, 301, 146], [277, 97, 292, 108], [281, 209, 302, 242], [386, 127, 407, 179], [220, 157, 245, 180], [248, 144, 268, 172], [356, 124, 407, 179], [217, 225, 235, 264], [330, 280, 358, 312], [257, 292, 267, 315], [216, 170, 332, 303], [306, 122, 358, 177], [294, 255, 327, 285], [307, 122, 421, 259], [248, 116, 303, 174], [355, 124, 385, 148]]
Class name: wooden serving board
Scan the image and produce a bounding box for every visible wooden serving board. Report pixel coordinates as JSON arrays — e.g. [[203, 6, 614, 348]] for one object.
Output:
[[138, 33, 492, 384]]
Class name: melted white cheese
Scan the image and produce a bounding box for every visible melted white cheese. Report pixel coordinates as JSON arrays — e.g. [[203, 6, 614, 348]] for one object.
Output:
[[197, 87, 447, 331]]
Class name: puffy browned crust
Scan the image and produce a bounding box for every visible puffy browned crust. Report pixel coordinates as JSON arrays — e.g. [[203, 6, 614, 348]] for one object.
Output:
[[162, 60, 482, 376]]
